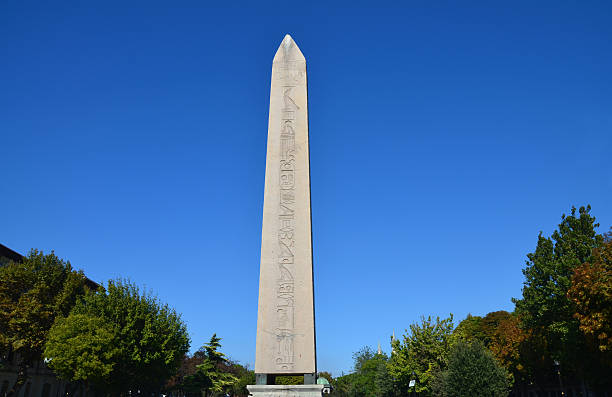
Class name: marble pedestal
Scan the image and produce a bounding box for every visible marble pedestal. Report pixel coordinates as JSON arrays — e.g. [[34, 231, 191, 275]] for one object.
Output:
[[247, 385, 324, 397]]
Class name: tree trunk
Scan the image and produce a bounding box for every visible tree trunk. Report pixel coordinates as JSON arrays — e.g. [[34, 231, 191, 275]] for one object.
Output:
[[7, 361, 28, 397]]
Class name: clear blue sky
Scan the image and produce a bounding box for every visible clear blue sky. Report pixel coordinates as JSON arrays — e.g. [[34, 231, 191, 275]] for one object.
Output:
[[1, 1, 611, 377]]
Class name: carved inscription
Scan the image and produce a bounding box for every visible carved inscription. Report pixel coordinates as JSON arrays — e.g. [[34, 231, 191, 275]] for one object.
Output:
[[274, 50, 303, 372]]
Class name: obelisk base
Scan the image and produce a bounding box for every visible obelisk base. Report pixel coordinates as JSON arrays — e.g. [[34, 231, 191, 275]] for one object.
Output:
[[247, 384, 325, 397]]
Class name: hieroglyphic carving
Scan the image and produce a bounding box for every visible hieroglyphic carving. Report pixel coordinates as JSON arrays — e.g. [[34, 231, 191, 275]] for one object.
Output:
[[275, 61, 305, 86], [274, 53, 302, 372]]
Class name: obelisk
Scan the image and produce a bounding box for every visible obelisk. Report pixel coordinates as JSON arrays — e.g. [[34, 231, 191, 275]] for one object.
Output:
[[248, 35, 322, 396]]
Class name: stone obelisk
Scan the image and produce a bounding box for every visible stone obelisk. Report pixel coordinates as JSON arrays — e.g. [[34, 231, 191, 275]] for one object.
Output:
[[248, 35, 322, 397]]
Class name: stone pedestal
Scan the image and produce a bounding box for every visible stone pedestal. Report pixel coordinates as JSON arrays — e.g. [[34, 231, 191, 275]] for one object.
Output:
[[247, 385, 324, 397]]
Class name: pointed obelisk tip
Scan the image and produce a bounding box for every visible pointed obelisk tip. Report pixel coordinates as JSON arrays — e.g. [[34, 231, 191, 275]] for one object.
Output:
[[273, 33, 305, 62]]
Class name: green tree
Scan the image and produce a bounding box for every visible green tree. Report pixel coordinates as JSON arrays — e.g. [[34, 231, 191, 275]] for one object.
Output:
[[0, 250, 88, 397], [318, 371, 333, 383], [454, 312, 527, 385], [603, 227, 612, 243], [44, 313, 119, 390], [332, 372, 358, 397], [433, 340, 510, 397], [183, 334, 237, 397], [512, 205, 603, 372], [332, 347, 392, 397], [353, 350, 391, 397], [227, 362, 254, 397], [453, 314, 484, 343], [389, 315, 454, 396], [352, 346, 376, 373], [44, 279, 190, 395]]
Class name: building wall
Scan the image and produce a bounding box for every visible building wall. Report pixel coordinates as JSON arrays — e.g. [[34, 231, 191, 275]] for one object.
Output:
[[0, 359, 70, 397]]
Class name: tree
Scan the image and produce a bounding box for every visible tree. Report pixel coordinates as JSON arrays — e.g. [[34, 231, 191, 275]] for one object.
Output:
[[454, 311, 527, 385], [389, 315, 455, 396], [333, 372, 358, 397], [453, 314, 484, 343], [352, 346, 376, 373], [567, 239, 612, 389], [226, 362, 254, 397], [568, 240, 612, 353], [512, 205, 603, 371], [165, 353, 205, 395], [318, 371, 333, 383], [352, 350, 391, 397], [0, 250, 88, 397], [44, 313, 119, 390], [603, 227, 612, 243], [482, 312, 526, 384], [182, 334, 237, 397], [332, 346, 392, 397], [44, 279, 190, 395], [167, 345, 250, 397], [433, 340, 510, 397]]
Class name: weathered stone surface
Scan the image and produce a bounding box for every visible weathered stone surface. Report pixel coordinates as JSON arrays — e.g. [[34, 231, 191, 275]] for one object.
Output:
[[254, 34, 316, 375], [247, 385, 325, 397]]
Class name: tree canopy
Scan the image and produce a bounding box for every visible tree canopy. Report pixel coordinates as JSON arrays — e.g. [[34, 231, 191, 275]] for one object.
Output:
[[333, 346, 392, 397], [513, 205, 603, 371], [433, 340, 510, 397], [568, 239, 612, 354], [179, 334, 237, 397], [0, 250, 88, 396], [44, 279, 190, 394], [389, 315, 454, 396]]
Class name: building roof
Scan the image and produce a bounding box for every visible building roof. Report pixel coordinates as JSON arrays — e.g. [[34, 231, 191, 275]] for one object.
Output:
[[0, 243, 23, 263], [0, 243, 100, 290]]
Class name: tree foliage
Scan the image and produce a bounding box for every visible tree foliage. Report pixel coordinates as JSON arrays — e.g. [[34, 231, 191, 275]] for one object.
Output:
[[45, 313, 119, 387], [513, 205, 603, 369], [603, 228, 612, 243], [318, 371, 333, 383], [433, 340, 510, 397], [180, 334, 237, 397], [333, 346, 391, 397], [483, 312, 525, 382], [0, 250, 88, 396], [453, 314, 484, 343], [389, 315, 454, 396], [226, 362, 255, 397], [44, 279, 190, 394], [568, 240, 612, 354], [454, 311, 526, 384], [567, 238, 612, 389], [275, 375, 304, 385]]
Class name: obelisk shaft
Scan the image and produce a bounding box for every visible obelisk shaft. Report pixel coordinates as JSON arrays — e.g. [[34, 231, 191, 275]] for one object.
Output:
[[254, 35, 316, 376]]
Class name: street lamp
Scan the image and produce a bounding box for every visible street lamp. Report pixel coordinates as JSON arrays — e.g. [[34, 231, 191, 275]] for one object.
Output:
[[409, 371, 418, 397], [553, 360, 565, 396]]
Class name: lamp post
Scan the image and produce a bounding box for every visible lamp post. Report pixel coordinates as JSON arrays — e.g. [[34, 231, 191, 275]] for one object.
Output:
[[409, 371, 418, 397], [553, 360, 565, 396]]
